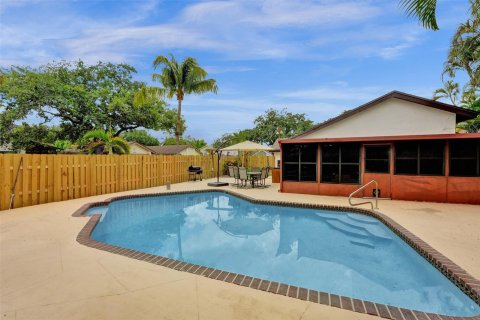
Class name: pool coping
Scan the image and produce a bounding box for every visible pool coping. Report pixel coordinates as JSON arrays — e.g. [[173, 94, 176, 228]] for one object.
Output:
[[72, 189, 480, 320]]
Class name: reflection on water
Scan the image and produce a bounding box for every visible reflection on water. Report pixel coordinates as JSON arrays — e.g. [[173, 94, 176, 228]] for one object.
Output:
[[88, 192, 480, 316]]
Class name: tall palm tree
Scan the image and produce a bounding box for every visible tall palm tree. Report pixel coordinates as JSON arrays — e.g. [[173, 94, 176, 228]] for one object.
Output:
[[137, 55, 218, 145], [444, 1, 480, 89], [82, 129, 130, 154]]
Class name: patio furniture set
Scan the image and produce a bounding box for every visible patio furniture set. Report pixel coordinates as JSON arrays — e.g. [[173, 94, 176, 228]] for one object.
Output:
[[228, 166, 270, 188]]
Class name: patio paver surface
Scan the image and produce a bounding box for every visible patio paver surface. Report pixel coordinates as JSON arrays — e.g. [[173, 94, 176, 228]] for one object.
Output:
[[1, 177, 479, 320]]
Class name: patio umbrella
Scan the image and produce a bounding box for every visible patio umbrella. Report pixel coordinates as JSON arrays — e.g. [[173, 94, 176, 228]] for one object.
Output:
[[221, 140, 274, 167], [221, 140, 274, 152]]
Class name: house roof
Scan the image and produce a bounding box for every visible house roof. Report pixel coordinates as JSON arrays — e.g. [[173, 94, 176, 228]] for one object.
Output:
[[127, 141, 153, 153], [294, 91, 479, 139], [221, 140, 274, 152], [281, 132, 480, 144], [271, 139, 280, 152], [147, 145, 193, 155]]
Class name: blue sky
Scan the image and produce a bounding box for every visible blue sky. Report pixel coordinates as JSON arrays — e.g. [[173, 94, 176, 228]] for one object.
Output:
[[0, 0, 471, 143]]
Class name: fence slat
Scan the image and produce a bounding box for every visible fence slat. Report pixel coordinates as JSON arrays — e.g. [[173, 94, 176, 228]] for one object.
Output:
[[0, 154, 273, 210]]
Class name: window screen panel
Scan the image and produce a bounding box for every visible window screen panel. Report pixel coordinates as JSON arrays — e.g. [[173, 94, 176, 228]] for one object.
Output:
[[321, 164, 339, 183], [283, 163, 299, 181], [365, 145, 390, 173], [449, 139, 480, 177], [300, 164, 317, 181], [341, 164, 360, 184], [322, 144, 339, 163]]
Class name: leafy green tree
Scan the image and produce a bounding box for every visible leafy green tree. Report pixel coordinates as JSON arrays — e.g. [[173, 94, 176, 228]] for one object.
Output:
[[0, 60, 178, 143], [212, 129, 254, 148], [122, 130, 160, 146], [7, 124, 61, 153], [162, 137, 189, 145], [162, 135, 207, 150], [82, 129, 130, 154], [249, 108, 314, 145], [137, 54, 218, 145]]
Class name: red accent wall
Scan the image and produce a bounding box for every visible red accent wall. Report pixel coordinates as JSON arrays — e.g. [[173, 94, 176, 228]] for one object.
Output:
[[363, 173, 391, 198], [280, 139, 480, 204], [447, 177, 480, 204], [282, 182, 319, 195], [391, 175, 448, 202], [318, 183, 360, 197], [282, 175, 479, 204]]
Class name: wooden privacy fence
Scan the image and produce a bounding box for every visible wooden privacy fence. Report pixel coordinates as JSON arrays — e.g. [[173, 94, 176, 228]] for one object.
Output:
[[0, 154, 274, 210]]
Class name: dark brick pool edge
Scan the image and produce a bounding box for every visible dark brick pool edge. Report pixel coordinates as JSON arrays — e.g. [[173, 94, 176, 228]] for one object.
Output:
[[73, 189, 480, 320]]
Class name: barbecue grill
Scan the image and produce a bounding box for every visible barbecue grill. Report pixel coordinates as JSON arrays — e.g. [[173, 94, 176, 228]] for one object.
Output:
[[188, 165, 203, 181]]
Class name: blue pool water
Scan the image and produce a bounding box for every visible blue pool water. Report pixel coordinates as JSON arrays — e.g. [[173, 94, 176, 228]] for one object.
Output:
[[86, 192, 480, 316]]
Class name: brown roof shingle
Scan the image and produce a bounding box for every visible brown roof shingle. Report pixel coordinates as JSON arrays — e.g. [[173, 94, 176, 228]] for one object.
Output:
[[147, 145, 191, 155]]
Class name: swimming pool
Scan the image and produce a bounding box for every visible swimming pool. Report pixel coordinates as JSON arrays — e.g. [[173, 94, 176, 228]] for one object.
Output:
[[82, 191, 480, 317]]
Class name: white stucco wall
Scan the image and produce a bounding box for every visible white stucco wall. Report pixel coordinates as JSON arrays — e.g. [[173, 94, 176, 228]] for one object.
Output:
[[273, 151, 281, 168], [129, 144, 152, 155], [300, 98, 457, 139]]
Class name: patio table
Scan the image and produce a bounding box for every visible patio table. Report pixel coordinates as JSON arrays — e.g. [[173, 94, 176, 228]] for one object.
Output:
[[247, 171, 262, 188]]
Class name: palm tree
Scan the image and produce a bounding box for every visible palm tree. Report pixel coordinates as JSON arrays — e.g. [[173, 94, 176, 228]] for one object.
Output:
[[136, 55, 218, 145], [444, 1, 480, 89], [188, 138, 207, 152], [399, 0, 439, 30], [82, 129, 130, 154], [400, 0, 479, 31], [433, 80, 460, 105]]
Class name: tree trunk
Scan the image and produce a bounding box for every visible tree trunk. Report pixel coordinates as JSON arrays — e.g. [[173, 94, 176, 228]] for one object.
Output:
[[176, 98, 183, 145]]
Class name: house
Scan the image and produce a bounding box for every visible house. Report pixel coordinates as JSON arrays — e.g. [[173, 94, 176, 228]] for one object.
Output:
[[251, 150, 273, 157], [128, 142, 153, 155], [271, 139, 281, 168], [200, 145, 214, 156], [279, 91, 480, 204], [147, 145, 202, 156]]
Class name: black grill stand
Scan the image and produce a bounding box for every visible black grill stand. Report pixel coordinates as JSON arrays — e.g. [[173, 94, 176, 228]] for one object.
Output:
[[188, 166, 203, 181]]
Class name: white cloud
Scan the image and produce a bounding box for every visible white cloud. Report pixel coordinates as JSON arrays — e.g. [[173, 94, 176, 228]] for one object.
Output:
[[0, 0, 431, 65], [277, 83, 386, 102], [242, 0, 380, 28], [204, 66, 255, 74]]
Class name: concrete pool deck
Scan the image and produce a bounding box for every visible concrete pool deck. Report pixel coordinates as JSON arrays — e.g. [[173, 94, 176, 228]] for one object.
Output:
[[1, 178, 479, 320]]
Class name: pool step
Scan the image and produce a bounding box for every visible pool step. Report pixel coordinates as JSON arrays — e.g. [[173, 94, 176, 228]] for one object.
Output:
[[316, 212, 392, 241], [346, 213, 379, 225], [350, 239, 375, 249], [324, 219, 369, 239]]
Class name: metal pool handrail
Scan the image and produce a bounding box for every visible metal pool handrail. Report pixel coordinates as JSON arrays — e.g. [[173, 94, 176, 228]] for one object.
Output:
[[348, 179, 379, 210]]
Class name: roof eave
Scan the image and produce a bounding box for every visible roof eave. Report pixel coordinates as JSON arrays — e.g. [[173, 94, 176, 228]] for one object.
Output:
[[292, 91, 479, 139]]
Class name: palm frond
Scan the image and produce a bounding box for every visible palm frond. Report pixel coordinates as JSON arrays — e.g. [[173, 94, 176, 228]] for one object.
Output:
[[181, 58, 200, 84], [85, 141, 105, 154], [134, 85, 166, 105], [188, 79, 219, 95], [400, 0, 438, 30], [153, 55, 180, 91], [432, 88, 447, 100], [153, 55, 173, 70], [111, 137, 131, 154], [83, 129, 109, 142]]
